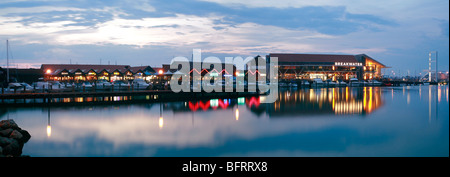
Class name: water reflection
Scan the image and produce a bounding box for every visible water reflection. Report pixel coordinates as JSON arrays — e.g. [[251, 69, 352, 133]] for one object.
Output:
[[1, 86, 448, 157], [269, 87, 383, 116], [47, 108, 51, 137], [165, 87, 383, 117]]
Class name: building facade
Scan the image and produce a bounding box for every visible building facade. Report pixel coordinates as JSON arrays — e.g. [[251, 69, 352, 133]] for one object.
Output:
[[41, 64, 155, 82], [267, 53, 387, 81]]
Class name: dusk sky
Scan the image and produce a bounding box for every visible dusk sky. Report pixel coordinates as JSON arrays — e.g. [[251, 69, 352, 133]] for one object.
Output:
[[0, 0, 448, 77]]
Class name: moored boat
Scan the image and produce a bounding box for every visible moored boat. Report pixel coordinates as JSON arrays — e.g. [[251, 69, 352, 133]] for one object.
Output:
[[349, 78, 360, 87], [312, 78, 324, 87]]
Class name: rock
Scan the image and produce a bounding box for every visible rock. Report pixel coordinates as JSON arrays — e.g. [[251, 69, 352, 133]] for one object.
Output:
[[2, 139, 21, 157], [10, 130, 23, 140], [0, 119, 31, 157], [18, 130, 31, 143], [0, 136, 13, 146], [0, 119, 19, 130], [0, 128, 13, 137]]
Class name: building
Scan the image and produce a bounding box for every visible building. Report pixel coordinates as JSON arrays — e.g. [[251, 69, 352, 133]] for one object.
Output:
[[267, 53, 387, 81], [41, 64, 155, 82], [5, 68, 42, 84]]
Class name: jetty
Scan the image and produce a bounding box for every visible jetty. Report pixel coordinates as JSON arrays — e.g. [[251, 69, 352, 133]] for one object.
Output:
[[0, 89, 263, 106]]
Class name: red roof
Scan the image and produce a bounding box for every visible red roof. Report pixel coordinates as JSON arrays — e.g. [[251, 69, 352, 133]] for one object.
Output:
[[41, 64, 131, 75], [269, 53, 357, 63]]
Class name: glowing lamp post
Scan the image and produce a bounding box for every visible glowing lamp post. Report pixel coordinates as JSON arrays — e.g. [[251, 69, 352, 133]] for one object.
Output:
[[45, 69, 52, 81]]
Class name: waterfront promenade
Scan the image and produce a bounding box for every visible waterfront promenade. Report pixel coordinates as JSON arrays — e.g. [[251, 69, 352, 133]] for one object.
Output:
[[0, 89, 263, 106]]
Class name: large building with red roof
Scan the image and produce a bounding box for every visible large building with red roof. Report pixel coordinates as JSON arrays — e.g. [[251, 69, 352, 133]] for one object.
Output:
[[267, 53, 387, 81], [41, 64, 155, 82]]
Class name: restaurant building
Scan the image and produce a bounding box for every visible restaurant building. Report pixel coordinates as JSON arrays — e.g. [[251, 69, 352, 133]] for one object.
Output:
[[41, 64, 155, 82], [267, 53, 387, 81]]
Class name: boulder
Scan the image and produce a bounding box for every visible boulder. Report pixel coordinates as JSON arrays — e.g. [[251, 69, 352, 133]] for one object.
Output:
[[0, 136, 12, 146], [1, 139, 22, 157], [0, 119, 19, 130], [0, 128, 13, 137], [18, 130, 31, 143], [0, 119, 31, 157], [10, 130, 23, 140]]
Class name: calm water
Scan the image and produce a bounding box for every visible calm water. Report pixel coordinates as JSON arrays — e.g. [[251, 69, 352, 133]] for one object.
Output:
[[1, 85, 448, 157]]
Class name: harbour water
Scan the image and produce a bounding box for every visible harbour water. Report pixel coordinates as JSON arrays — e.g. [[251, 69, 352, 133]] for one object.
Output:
[[1, 85, 448, 157]]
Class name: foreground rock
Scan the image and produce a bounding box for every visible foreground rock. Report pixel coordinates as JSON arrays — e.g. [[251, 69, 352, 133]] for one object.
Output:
[[0, 119, 31, 157]]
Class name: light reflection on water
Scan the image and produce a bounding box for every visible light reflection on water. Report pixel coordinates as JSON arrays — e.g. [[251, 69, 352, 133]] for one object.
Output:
[[1, 85, 448, 157]]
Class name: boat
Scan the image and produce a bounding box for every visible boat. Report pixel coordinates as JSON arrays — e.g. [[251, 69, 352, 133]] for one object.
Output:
[[113, 80, 130, 90], [300, 80, 310, 87], [132, 79, 150, 90], [95, 79, 112, 90], [325, 79, 337, 87], [361, 80, 369, 87], [247, 81, 269, 91], [337, 79, 347, 87], [18, 83, 34, 93], [382, 82, 393, 86], [48, 81, 68, 92], [32, 81, 51, 92], [288, 81, 298, 88], [74, 81, 93, 92], [312, 78, 324, 87], [279, 82, 288, 87], [1, 83, 31, 93], [367, 80, 382, 86], [349, 78, 360, 87]]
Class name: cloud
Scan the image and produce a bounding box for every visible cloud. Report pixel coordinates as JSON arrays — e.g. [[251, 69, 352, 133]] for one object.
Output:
[[0, 6, 87, 16], [198, 0, 449, 21], [0, 0, 447, 71]]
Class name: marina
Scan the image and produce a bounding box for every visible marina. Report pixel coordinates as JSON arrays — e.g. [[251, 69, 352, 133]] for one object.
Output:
[[2, 85, 448, 157], [0, 1, 448, 175]]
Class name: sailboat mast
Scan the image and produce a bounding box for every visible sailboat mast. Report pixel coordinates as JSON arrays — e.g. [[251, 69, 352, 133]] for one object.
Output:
[[6, 40, 9, 83]]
